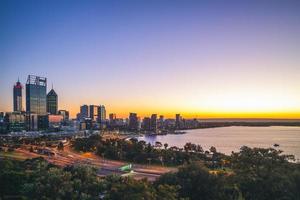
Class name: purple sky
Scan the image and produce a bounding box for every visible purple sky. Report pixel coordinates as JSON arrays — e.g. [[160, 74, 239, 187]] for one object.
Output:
[[1, 0, 300, 118]]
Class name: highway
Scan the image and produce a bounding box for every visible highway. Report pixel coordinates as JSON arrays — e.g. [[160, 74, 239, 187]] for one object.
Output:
[[12, 143, 176, 181]]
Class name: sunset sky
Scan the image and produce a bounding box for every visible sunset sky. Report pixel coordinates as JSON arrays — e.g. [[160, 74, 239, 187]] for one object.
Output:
[[1, 0, 300, 119]]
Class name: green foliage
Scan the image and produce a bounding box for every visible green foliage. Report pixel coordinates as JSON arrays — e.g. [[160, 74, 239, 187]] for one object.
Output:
[[156, 162, 238, 200], [0, 158, 180, 200], [0, 158, 105, 199], [103, 175, 180, 200], [73, 134, 102, 152], [71, 135, 224, 166], [231, 146, 300, 200], [1, 146, 300, 200], [103, 176, 156, 200]]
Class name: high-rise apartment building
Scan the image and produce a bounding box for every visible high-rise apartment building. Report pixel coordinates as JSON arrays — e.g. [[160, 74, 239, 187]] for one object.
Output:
[[175, 114, 182, 129], [89, 105, 99, 120], [80, 105, 89, 119], [128, 113, 139, 131], [26, 75, 47, 115], [13, 79, 23, 112], [158, 115, 164, 129], [97, 105, 106, 123], [142, 117, 151, 131], [150, 114, 157, 132]]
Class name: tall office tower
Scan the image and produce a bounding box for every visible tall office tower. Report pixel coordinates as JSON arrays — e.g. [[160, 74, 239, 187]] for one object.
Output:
[[13, 79, 23, 112], [128, 113, 138, 131], [175, 114, 182, 129], [150, 114, 157, 132], [26, 75, 47, 115], [89, 105, 99, 120], [109, 113, 117, 125], [142, 117, 151, 131], [97, 105, 106, 123], [80, 105, 89, 118], [158, 115, 164, 129], [46, 88, 58, 114]]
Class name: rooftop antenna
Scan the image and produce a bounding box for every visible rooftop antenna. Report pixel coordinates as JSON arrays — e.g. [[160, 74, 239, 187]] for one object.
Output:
[[52, 83, 53, 90]]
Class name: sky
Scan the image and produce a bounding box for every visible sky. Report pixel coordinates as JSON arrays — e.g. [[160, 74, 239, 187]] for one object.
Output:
[[1, 0, 300, 119]]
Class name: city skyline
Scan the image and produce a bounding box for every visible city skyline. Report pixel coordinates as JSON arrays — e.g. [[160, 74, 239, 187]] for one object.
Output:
[[1, 0, 300, 119]]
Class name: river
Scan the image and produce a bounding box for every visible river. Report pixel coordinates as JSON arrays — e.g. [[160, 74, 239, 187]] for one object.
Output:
[[138, 126, 300, 160]]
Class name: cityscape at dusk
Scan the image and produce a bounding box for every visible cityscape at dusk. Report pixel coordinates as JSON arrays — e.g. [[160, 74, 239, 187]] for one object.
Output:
[[1, 0, 300, 119], [1, 1, 300, 199]]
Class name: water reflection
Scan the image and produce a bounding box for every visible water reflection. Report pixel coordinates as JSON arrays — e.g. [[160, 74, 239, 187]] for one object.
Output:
[[138, 126, 300, 159]]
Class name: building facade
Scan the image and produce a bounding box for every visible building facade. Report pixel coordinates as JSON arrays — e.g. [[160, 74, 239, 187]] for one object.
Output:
[[26, 75, 47, 115], [13, 79, 23, 112], [80, 105, 89, 119], [142, 117, 151, 131], [97, 105, 106, 123], [4, 112, 26, 132], [89, 105, 99, 121], [175, 114, 182, 129], [58, 110, 69, 121], [150, 114, 157, 132], [47, 89, 58, 114], [128, 113, 139, 131]]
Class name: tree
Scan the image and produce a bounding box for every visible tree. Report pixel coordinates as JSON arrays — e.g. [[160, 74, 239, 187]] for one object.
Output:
[[163, 143, 168, 150], [155, 142, 162, 149], [157, 162, 235, 200], [22, 167, 74, 199], [103, 177, 156, 200], [210, 146, 217, 154], [231, 146, 298, 200], [155, 184, 179, 200]]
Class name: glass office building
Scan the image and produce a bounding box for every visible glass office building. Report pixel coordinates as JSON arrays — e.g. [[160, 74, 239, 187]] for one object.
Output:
[[97, 105, 106, 123], [47, 89, 58, 114], [89, 105, 99, 120], [26, 75, 47, 115], [80, 105, 89, 119]]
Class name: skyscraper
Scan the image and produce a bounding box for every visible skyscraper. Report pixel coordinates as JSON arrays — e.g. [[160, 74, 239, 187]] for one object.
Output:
[[97, 105, 106, 123], [175, 114, 182, 129], [142, 117, 151, 131], [46, 88, 58, 114], [150, 114, 157, 132], [89, 105, 99, 120], [26, 75, 47, 115], [13, 79, 23, 112], [128, 113, 138, 131], [80, 105, 89, 119], [158, 115, 164, 129]]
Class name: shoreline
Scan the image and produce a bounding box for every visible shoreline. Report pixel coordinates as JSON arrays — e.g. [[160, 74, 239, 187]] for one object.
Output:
[[122, 123, 300, 138]]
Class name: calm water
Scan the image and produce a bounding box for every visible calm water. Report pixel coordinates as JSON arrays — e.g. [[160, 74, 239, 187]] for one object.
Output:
[[138, 126, 300, 160]]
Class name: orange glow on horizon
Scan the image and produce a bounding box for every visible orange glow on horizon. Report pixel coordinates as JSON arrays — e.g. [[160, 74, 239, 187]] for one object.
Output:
[[64, 105, 300, 119]]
